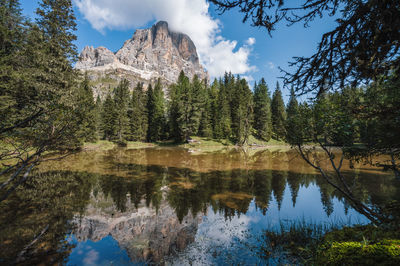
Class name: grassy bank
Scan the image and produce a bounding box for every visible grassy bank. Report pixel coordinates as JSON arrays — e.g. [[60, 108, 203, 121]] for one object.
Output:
[[82, 136, 291, 152], [83, 140, 156, 151], [263, 221, 400, 265]]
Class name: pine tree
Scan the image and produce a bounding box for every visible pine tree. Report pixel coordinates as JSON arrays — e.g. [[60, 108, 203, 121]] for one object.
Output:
[[77, 73, 97, 142], [214, 78, 231, 139], [95, 95, 102, 138], [0, 0, 25, 57], [32, 0, 84, 149], [188, 75, 203, 136], [253, 78, 272, 141], [128, 82, 148, 141], [101, 94, 117, 140], [285, 87, 299, 143], [147, 80, 165, 142], [0, 0, 89, 202], [169, 71, 192, 142], [208, 79, 219, 135], [113, 79, 130, 142], [198, 85, 213, 138], [36, 0, 77, 62], [0, 0, 27, 130], [271, 82, 286, 140], [231, 77, 253, 145]]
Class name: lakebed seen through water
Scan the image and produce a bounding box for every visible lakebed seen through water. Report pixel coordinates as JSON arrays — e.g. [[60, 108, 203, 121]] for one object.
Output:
[[1, 147, 398, 265]]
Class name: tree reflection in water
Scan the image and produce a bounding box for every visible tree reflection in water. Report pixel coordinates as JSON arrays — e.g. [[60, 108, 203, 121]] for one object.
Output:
[[1, 148, 399, 264]]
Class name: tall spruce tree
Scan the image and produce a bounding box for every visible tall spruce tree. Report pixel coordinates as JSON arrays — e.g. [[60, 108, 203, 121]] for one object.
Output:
[[198, 84, 213, 138], [169, 71, 192, 142], [253, 78, 272, 141], [94, 95, 102, 138], [0, 0, 27, 131], [208, 79, 219, 136], [271, 82, 286, 140], [285, 87, 299, 143], [101, 94, 117, 140], [188, 75, 204, 136], [231, 77, 253, 145], [1, 0, 84, 202], [113, 79, 130, 142], [36, 0, 77, 61], [77, 73, 97, 142], [128, 82, 148, 141], [147, 80, 165, 142], [33, 0, 84, 148], [169, 73, 184, 142], [0, 0, 24, 55], [214, 78, 231, 139]]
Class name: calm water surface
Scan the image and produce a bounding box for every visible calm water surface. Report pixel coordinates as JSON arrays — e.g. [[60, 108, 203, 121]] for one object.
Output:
[[1, 147, 398, 265]]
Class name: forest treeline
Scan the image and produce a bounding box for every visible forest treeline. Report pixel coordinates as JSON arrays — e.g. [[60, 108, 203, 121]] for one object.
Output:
[[89, 69, 400, 158], [91, 72, 289, 145]]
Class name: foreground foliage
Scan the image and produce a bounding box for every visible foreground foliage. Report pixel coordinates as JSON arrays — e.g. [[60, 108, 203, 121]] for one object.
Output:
[[0, 0, 94, 202], [263, 223, 400, 265]]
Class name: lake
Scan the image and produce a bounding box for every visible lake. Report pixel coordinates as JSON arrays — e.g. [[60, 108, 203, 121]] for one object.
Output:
[[1, 147, 398, 265]]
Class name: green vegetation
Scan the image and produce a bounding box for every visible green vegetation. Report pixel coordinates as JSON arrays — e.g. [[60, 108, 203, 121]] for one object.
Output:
[[77, 73, 98, 143], [263, 223, 400, 265], [0, 0, 94, 201], [253, 78, 272, 142], [271, 82, 286, 140], [94, 70, 288, 147], [82, 136, 289, 152], [127, 82, 148, 141], [146, 81, 166, 142], [316, 226, 400, 265]]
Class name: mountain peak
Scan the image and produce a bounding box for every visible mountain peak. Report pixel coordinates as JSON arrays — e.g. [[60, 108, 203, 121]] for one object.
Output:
[[76, 21, 208, 85], [154, 20, 169, 29]]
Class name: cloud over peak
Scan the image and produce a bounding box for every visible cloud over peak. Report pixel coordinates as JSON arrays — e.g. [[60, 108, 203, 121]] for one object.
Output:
[[74, 0, 256, 78]]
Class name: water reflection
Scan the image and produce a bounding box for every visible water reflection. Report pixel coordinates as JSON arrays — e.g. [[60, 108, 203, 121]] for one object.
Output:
[[0, 148, 398, 264]]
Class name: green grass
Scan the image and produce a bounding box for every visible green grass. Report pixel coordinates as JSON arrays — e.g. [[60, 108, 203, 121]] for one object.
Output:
[[261, 220, 400, 265], [176, 137, 234, 153], [126, 141, 155, 149], [83, 140, 155, 151], [247, 135, 288, 146], [83, 140, 117, 151], [82, 136, 292, 152]]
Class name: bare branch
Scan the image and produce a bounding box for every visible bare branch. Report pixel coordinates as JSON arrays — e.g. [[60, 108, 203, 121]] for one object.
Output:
[[16, 224, 50, 263]]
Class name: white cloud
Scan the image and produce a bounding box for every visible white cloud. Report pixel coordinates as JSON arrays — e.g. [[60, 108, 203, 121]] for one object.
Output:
[[83, 249, 99, 265], [73, 0, 256, 78], [246, 37, 256, 46]]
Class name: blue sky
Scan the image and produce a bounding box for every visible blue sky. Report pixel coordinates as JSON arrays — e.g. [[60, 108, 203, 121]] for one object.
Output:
[[20, 0, 338, 101]]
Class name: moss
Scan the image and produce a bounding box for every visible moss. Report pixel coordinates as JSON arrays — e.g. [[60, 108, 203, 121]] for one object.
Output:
[[262, 223, 400, 265], [316, 225, 400, 265], [316, 240, 400, 265]]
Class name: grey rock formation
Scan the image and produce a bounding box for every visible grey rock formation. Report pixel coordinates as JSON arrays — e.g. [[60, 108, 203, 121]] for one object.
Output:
[[77, 46, 118, 69], [75, 21, 208, 99]]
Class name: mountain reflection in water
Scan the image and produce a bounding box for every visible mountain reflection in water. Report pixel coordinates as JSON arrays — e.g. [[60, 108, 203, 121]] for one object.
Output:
[[0, 147, 399, 264]]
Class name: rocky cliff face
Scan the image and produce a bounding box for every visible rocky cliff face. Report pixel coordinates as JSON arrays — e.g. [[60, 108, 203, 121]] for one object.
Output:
[[76, 21, 208, 98]]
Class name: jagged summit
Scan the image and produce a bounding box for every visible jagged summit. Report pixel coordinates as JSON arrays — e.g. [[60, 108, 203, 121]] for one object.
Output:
[[76, 21, 208, 87]]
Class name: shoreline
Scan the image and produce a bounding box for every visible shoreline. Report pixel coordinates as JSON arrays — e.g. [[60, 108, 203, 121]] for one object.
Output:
[[82, 137, 292, 152]]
